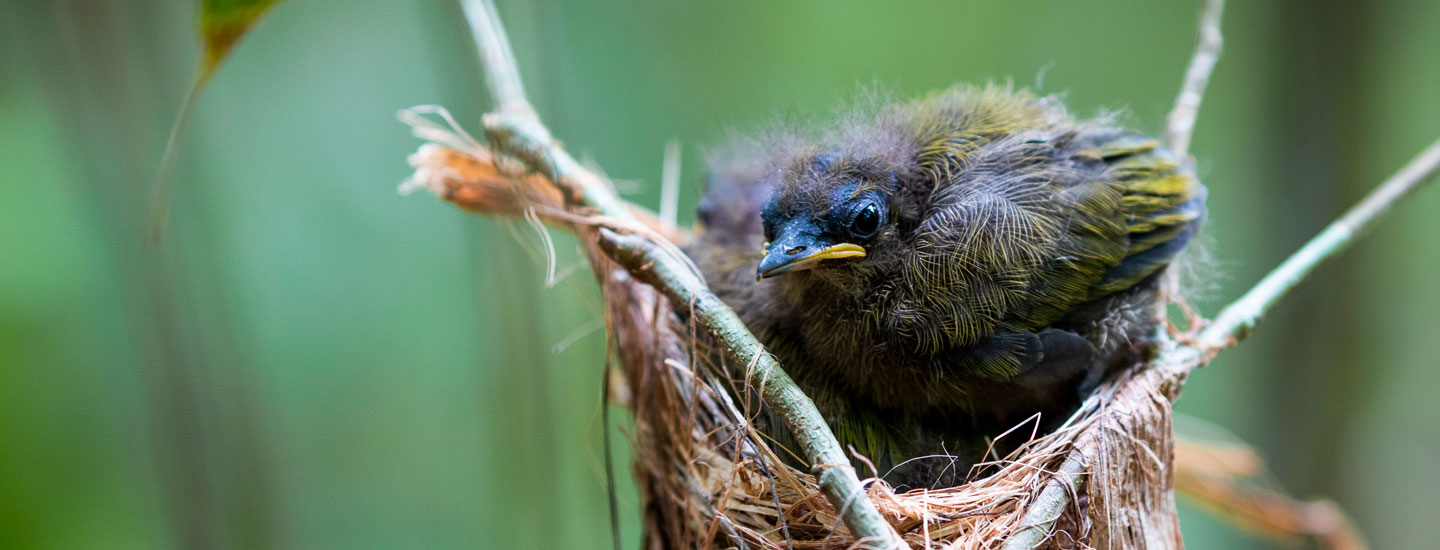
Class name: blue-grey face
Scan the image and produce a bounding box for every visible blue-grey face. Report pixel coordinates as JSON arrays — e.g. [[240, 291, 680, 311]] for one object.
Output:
[[757, 181, 887, 280]]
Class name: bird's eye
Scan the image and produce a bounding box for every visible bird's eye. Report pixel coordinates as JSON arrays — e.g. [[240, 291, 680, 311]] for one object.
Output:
[[850, 203, 881, 238]]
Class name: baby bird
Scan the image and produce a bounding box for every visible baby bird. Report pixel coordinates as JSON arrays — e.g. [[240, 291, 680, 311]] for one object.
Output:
[[690, 86, 1205, 488]]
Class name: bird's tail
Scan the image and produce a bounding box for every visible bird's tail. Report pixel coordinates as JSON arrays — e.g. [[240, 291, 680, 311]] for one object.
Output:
[[1088, 136, 1208, 298]]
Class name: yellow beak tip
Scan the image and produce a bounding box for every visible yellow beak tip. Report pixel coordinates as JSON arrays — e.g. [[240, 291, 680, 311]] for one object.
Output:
[[758, 243, 866, 278]]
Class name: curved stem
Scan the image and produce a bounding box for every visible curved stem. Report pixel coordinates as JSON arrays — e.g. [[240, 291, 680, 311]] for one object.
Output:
[[1166, 0, 1225, 158], [459, 0, 527, 111], [456, 0, 905, 547], [1197, 138, 1440, 349]]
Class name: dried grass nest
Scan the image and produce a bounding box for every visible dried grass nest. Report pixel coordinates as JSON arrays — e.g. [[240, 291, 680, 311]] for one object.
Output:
[[605, 261, 1184, 550], [404, 138, 1186, 549]]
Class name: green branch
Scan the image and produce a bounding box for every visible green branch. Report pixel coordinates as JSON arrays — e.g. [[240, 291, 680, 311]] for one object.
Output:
[[456, 0, 905, 547], [1196, 138, 1440, 350]]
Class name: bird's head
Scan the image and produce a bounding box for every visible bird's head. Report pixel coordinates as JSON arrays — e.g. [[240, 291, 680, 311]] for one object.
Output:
[[757, 151, 910, 285]]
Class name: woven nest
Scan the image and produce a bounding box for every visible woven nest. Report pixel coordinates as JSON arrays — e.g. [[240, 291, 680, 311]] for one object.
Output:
[[404, 131, 1185, 550], [603, 262, 1182, 550]]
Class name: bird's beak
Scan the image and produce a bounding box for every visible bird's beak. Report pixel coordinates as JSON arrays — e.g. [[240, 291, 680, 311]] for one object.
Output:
[[757, 232, 866, 280]]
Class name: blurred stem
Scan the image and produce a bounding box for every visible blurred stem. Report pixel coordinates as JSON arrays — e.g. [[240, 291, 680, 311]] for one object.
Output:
[[456, 0, 905, 547], [1166, 0, 1224, 158], [460, 0, 526, 111], [148, 68, 213, 245], [1159, 0, 1224, 314]]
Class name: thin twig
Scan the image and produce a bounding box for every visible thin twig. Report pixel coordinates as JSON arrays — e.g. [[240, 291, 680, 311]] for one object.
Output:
[[660, 140, 682, 233], [455, 0, 905, 547], [1009, 1, 1228, 543], [1023, 20, 1440, 550], [459, 0, 527, 112], [1166, 0, 1224, 157], [601, 350, 622, 550], [1195, 138, 1440, 351], [1000, 453, 1087, 550], [1158, 0, 1224, 307], [597, 229, 904, 549]]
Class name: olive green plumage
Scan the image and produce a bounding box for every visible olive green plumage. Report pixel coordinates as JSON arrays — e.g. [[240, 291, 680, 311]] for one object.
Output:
[[689, 85, 1205, 488]]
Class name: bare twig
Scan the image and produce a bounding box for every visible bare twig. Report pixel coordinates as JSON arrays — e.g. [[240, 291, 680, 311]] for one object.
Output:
[[1000, 453, 1087, 550], [1007, 3, 1230, 544], [1158, 0, 1225, 306], [459, 0, 526, 111], [1166, 0, 1224, 157], [1007, 2, 1435, 544], [455, 0, 904, 547], [660, 140, 682, 233], [1196, 138, 1440, 350]]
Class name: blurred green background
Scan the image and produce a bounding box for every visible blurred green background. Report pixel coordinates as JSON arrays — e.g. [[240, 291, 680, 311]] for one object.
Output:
[[2, 0, 1438, 548]]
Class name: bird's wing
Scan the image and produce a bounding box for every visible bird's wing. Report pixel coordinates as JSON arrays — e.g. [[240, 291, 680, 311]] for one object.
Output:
[[891, 130, 1204, 378], [1080, 135, 1207, 298]]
